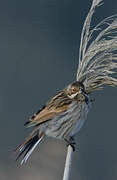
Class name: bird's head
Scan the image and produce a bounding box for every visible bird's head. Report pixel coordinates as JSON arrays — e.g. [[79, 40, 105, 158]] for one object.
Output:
[[66, 81, 86, 99]]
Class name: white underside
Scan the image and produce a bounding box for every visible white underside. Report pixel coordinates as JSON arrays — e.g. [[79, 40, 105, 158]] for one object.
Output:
[[45, 98, 91, 139]]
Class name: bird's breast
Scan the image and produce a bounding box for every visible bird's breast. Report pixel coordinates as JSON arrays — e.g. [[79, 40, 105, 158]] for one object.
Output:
[[69, 96, 91, 136], [44, 96, 91, 139]]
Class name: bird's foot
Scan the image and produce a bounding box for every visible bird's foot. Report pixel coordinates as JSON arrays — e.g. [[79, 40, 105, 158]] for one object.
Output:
[[65, 137, 76, 152]]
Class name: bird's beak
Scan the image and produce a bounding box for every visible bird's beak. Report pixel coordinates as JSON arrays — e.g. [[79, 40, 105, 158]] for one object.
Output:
[[81, 90, 89, 104], [80, 89, 88, 99], [82, 91, 88, 97]]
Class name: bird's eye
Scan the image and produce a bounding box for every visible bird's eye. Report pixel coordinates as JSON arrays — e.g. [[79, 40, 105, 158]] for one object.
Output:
[[72, 88, 77, 93]]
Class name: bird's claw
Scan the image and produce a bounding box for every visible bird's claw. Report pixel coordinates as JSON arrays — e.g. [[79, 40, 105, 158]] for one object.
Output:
[[65, 138, 76, 152], [67, 142, 76, 152]]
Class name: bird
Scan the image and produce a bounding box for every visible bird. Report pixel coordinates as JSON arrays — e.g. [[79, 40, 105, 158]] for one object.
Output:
[[15, 0, 117, 165], [15, 81, 91, 164]]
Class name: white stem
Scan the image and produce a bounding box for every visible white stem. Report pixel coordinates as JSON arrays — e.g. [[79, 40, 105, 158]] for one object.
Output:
[[63, 145, 73, 180]]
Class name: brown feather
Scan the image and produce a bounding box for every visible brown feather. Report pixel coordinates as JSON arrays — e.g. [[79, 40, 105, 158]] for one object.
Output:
[[25, 91, 72, 127]]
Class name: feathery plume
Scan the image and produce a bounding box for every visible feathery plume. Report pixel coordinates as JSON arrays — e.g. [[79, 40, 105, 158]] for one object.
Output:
[[77, 0, 117, 93]]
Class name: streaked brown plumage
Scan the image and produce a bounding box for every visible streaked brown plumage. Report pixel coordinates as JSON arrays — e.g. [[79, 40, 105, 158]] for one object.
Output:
[[15, 0, 117, 165], [15, 81, 91, 164]]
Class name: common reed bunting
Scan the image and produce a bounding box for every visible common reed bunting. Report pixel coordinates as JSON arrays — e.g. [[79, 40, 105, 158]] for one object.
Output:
[[15, 0, 117, 165], [15, 81, 91, 164]]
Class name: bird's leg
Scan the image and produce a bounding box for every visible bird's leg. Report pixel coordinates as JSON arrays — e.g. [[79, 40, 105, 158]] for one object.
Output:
[[65, 137, 76, 151]]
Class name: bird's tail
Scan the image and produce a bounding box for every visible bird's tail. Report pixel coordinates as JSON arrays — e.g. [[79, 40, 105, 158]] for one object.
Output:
[[15, 130, 44, 165]]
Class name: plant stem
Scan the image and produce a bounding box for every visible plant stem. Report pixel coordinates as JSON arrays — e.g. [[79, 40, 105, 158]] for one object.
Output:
[[63, 145, 73, 180]]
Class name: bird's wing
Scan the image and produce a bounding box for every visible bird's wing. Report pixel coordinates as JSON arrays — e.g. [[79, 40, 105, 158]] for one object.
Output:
[[24, 91, 72, 127]]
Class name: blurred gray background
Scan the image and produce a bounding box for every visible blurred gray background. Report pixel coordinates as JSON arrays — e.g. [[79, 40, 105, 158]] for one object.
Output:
[[0, 0, 117, 179]]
